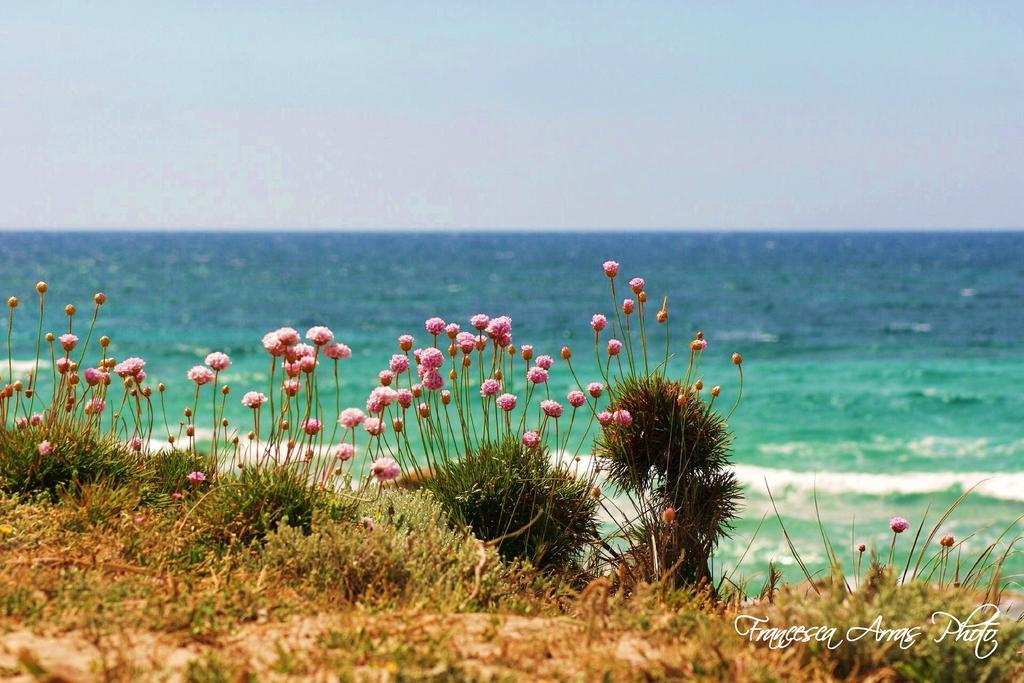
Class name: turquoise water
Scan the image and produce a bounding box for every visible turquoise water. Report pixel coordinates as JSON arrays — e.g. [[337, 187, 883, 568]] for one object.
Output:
[[2, 231, 1022, 582]]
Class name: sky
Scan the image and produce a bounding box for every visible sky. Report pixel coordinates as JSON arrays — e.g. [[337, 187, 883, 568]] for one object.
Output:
[[0, 2, 1021, 231]]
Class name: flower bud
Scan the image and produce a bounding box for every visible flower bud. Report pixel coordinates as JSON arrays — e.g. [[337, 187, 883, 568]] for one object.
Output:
[[561, 346, 571, 360], [184, 407, 193, 418], [35, 282, 47, 294], [732, 352, 743, 366], [99, 336, 110, 348], [662, 506, 676, 524], [695, 379, 703, 391], [44, 332, 54, 343], [64, 304, 75, 316], [93, 292, 106, 305], [711, 385, 720, 397], [158, 383, 166, 392], [7, 297, 18, 309]]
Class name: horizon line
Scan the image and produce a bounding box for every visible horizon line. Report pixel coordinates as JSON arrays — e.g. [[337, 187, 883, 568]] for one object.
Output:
[[2, 226, 1023, 234]]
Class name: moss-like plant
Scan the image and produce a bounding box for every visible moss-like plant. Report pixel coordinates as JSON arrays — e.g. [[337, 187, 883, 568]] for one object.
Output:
[[424, 436, 599, 571], [595, 373, 741, 587]]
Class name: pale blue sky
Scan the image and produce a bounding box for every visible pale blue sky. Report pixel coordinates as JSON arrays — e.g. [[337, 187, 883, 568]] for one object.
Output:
[[1, 2, 1021, 230]]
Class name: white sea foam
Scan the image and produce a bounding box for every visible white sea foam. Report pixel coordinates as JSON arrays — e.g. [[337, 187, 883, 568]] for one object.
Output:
[[734, 464, 1024, 502]]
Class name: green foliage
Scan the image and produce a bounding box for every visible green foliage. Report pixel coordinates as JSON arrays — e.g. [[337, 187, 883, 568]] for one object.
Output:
[[0, 425, 139, 498], [262, 490, 505, 607], [594, 373, 741, 587], [424, 435, 599, 571], [194, 465, 323, 546], [139, 447, 208, 503]]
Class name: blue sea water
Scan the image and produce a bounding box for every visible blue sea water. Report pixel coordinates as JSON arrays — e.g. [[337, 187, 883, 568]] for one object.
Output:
[[2, 231, 1022, 581]]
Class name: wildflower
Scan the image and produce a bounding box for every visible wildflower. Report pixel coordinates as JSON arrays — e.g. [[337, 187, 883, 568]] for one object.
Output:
[[59, 333, 78, 351], [561, 346, 571, 360], [595, 411, 612, 426], [424, 317, 446, 336], [241, 391, 267, 409], [396, 388, 413, 408], [286, 343, 316, 362], [379, 369, 394, 385], [319, 342, 348, 361], [370, 457, 400, 482], [607, 339, 622, 356], [445, 323, 460, 338], [486, 316, 512, 346], [282, 378, 300, 396], [398, 334, 414, 351], [890, 517, 909, 533], [691, 338, 708, 352], [629, 277, 645, 294], [366, 386, 399, 413], [338, 407, 366, 429], [276, 327, 300, 345], [567, 390, 586, 408], [205, 352, 231, 371], [587, 382, 603, 398], [417, 402, 430, 417], [613, 409, 632, 426], [389, 354, 410, 374], [262, 331, 286, 356], [622, 299, 635, 315], [440, 390, 452, 405], [417, 347, 445, 370], [14, 417, 26, 428], [663, 506, 676, 523], [305, 326, 334, 346], [363, 417, 385, 436], [591, 314, 607, 333], [38, 440, 52, 456], [29, 413, 43, 426], [857, 543, 866, 553], [496, 393, 517, 412], [940, 534, 955, 548], [113, 357, 145, 379], [522, 431, 540, 448], [129, 436, 143, 451], [456, 332, 476, 354], [84, 367, 104, 386], [602, 260, 619, 278], [526, 366, 548, 384], [535, 355, 554, 370], [711, 385, 721, 397], [541, 400, 563, 418], [171, 492, 185, 501], [335, 443, 355, 461], [94, 292, 107, 305], [187, 366, 215, 385], [283, 361, 301, 378], [84, 397, 106, 414], [732, 352, 743, 365], [410, 384, 423, 398], [186, 471, 207, 486], [480, 378, 502, 397], [301, 418, 322, 435], [421, 369, 444, 391], [0, 524, 13, 536], [470, 314, 490, 330]]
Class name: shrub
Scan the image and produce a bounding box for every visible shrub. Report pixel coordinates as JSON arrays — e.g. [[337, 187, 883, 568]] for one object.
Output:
[[0, 425, 139, 498], [194, 465, 323, 546], [594, 373, 741, 587], [424, 436, 599, 572]]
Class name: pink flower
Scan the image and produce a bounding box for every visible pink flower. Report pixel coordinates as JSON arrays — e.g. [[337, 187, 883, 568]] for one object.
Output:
[[286, 343, 316, 361], [607, 339, 623, 356], [396, 388, 413, 408], [204, 352, 231, 371], [298, 356, 317, 373], [602, 260, 620, 278], [440, 390, 451, 405], [276, 327, 300, 346], [84, 367, 104, 386], [597, 411, 613, 426], [379, 369, 394, 385], [129, 436, 143, 451], [613, 409, 632, 426], [171, 492, 185, 501], [410, 384, 423, 398], [38, 440, 52, 456], [470, 314, 490, 330], [113, 357, 145, 379], [522, 431, 540, 448], [587, 382, 604, 398], [456, 332, 476, 354], [421, 369, 444, 392], [890, 517, 909, 533], [480, 378, 502, 397], [29, 412, 43, 426], [425, 317, 446, 335], [305, 326, 334, 346], [629, 277, 645, 294], [417, 402, 430, 417], [541, 400, 563, 418], [622, 299, 635, 315], [692, 338, 708, 352], [241, 391, 267, 409], [283, 361, 301, 378], [535, 355, 554, 370], [187, 365, 215, 385], [486, 316, 512, 342], [186, 471, 206, 486], [370, 456, 401, 482], [302, 418, 322, 435], [526, 366, 548, 384], [14, 417, 27, 428], [496, 393, 517, 412], [445, 323, 460, 338], [567, 390, 586, 408], [398, 334, 414, 351], [338, 408, 366, 429], [262, 331, 286, 356], [59, 333, 78, 351], [324, 342, 351, 360], [84, 397, 106, 414], [334, 443, 356, 461], [591, 314, 607, 333], [389, 354, 410, 374], [366, 386, 398, 413], [520, 344, 534, 361], [417, 347, 445, 370], [282, 378, 301, 396], [363, 417, 385, 436], [56, 357, 70, 374]]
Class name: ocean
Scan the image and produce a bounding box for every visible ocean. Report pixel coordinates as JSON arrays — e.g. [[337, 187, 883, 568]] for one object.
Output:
[[2, 231, 1022, 582]]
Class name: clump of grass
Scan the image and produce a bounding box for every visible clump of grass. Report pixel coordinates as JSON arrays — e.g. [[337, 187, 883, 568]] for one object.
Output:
[[595, 373, 741, 588], [424, 436, 599, 572], [0, 425, 139, 499], [138, 447, 208, 503], [193, 465, 325, 546]]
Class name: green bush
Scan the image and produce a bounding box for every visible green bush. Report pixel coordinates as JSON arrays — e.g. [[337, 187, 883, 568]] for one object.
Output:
[[194, 465, 323, 546], [594, 373, 741, 587], [0, 425, 138, 498], [424, 436, 599, 572]]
